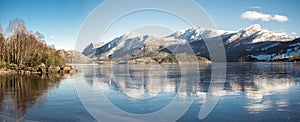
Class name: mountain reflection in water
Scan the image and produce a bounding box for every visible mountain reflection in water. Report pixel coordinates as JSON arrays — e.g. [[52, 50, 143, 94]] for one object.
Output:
[[84, 63, 299, 100], [77, 62, 300, 121], [0, 62, 299, 121]]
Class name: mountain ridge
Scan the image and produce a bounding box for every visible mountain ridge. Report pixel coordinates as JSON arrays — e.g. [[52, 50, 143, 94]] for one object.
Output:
[[82, 24, 300, 62]]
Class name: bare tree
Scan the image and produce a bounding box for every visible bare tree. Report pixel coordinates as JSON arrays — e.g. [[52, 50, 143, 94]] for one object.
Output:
[[0, 24, 4, 63], [0, 18, 65, 67], [6, 18, 27, 36]]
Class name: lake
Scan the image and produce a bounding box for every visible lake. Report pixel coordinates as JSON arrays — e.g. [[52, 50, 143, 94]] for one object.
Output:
[[0, 62, 300, 121]]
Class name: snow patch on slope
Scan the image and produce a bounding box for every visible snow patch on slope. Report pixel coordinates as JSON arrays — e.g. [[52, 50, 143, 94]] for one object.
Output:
[[167, 27, 235, 41], [251, 48, 300, 61]]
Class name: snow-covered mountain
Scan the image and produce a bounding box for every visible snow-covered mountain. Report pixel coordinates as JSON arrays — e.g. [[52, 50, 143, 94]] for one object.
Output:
[[82, 42, 105, 58], [167, 27, 235, 41], [226, 24, 293, 44], [82, 24, 300, 62], [220, 24, 297, 61], [89, 32, 186, 60]]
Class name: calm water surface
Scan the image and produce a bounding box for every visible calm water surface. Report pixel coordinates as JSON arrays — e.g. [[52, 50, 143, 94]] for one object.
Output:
[[0, 62, 300, 121]]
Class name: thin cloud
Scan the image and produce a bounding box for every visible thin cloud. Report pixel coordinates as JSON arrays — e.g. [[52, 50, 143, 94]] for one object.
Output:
[[250, 6, 261, 9], [241, 11, 289, 22], [291, 32, 297, 35]]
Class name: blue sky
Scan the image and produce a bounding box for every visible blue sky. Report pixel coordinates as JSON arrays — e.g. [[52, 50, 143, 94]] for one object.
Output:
[[0, 0, 299, 50]]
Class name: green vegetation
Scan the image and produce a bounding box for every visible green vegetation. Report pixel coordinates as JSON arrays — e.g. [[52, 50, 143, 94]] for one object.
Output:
[[0, 18, 65, 68]]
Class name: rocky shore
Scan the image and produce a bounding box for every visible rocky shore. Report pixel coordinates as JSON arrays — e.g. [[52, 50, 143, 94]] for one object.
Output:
[[0, 63, 77, 75]]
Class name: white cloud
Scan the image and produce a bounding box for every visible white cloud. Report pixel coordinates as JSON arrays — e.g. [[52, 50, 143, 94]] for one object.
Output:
[[241, 11, 289, 22], [273, 15, 289, 22], [250, 6, 261, 9], [241, 11, 272, 21]]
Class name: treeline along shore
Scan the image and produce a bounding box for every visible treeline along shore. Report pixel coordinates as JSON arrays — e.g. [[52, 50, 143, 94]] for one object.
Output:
[[0, 18, 75, 74]]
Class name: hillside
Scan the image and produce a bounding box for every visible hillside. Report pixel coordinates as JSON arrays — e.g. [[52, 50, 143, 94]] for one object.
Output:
[[58, 50, 91, 64]]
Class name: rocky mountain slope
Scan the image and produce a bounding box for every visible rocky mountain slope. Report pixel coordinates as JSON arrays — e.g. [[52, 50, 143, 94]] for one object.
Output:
[[58, 50, 91, 64], [82, 24, 300, 62]]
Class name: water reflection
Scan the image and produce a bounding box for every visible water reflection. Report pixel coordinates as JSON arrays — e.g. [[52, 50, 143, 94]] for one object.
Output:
[[1, 62, 298, 121], [0, 74, 62, 121], [78, 62, 300, 120], [88, 63, 299, 99], [89, 64, 205, 98], [230, 77, 294, 101]]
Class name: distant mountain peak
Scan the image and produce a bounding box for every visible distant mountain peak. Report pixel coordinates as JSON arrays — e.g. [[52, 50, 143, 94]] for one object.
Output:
[[244, 24, 262, 32], [124, 32, 143, 39], [240, 24, 263, 37]]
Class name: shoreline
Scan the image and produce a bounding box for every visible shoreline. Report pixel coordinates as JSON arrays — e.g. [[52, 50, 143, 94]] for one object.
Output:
[[2, 61, 298, 75], [0, 64, 77, 75]]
